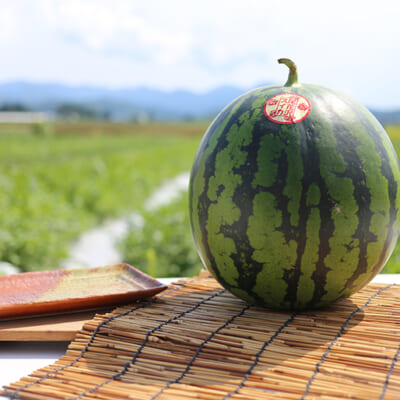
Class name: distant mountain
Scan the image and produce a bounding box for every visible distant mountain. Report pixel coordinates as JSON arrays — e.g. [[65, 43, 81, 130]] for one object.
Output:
[[370, 109, 400, 126], [0, 81, 256, 121], [0, 81, 399, 124]]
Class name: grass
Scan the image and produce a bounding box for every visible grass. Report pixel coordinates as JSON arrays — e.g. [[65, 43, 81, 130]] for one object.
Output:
[[0, 122, 205, 272], [120, 195, 203, 278], [380, 125, 400, 273]]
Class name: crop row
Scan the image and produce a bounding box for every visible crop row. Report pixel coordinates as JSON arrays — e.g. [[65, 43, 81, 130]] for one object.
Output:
[[0, 123, 204, 274]]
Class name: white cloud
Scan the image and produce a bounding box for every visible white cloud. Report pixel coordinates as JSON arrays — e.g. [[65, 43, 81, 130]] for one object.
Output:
[[39, 0, 193, 65], [0, 0, 398, 107], [0, 6, 19, 44]]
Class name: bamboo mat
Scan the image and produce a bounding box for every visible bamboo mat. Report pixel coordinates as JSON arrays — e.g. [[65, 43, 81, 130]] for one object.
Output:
[[2, 272, 400, 400]]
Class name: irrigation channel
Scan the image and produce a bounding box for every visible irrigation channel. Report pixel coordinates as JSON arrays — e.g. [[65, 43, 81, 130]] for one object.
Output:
[[60, 171, 190, 269]]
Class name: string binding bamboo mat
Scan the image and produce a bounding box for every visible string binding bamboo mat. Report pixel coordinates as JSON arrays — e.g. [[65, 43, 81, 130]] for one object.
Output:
[[2, 272, 400, 400]]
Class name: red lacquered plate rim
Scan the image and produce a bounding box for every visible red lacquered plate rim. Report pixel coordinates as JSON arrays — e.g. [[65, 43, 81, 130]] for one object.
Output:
[[0, 263, 167, 320]]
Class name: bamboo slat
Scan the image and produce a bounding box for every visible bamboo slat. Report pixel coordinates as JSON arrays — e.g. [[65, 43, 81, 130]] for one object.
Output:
[[2, 274, 400, 400]]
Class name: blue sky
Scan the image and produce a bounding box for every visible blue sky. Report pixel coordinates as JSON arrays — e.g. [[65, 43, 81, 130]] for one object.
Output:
[[0, 0, 399, 109]]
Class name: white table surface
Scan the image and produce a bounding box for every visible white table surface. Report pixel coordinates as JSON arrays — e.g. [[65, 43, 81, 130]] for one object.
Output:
[[1, 275, 399, 398]]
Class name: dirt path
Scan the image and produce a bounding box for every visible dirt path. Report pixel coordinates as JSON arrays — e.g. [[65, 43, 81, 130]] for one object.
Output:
[[60, 172, 190, 269]]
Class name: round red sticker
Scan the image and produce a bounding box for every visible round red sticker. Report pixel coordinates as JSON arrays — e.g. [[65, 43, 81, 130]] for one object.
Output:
[[263, 93, 311, 124]]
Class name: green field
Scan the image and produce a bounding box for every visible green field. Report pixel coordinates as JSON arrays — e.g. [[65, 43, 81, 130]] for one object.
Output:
[[0, 122, 206, 275], [0, 121, 400, 276]]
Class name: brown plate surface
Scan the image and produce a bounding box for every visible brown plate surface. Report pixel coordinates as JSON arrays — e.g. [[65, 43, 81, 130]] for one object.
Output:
[[0, 263, 167, 320]]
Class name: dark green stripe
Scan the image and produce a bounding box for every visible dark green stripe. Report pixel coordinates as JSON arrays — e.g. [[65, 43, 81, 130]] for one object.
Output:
[[298, 110, 334, 307], [320, 89, 375, 294], [348, 99, 399, 282], [219, 116, 266, 302], [327, 88, 399, 290], [193, 90, 266, 293]]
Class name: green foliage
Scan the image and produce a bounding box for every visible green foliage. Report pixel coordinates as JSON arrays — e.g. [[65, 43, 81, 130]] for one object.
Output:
[[31, 122, 53, 137], [120, 196, 203, 278], [55, 103, 106, 120], [382, 125, 400, 273], [386, 125, 400, 140], [384, 246, 400, 273], [0, 103, 31, 111], [0, 126, 202, 272]]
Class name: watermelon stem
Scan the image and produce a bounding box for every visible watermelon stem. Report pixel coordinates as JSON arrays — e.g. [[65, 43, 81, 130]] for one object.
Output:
[[278, 58, 299, 87]]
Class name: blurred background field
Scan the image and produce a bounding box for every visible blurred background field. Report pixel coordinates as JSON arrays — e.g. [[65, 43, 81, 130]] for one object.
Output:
[[0, 121, 206, 277], [0, 121, 400, 277]]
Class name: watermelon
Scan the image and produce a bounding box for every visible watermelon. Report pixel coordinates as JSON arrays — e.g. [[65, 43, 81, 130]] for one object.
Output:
[[189, 58, 400, 310]]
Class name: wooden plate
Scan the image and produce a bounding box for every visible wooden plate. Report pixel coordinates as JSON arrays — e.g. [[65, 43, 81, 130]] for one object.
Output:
[[0, 263, 167, 320]]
